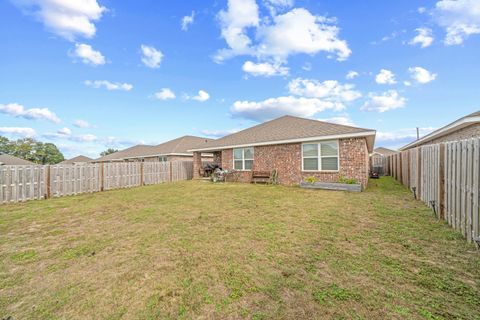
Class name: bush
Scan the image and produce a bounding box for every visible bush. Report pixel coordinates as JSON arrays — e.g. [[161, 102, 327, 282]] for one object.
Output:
[[304, 176, 317, 184], [338, 176, 357, 184]]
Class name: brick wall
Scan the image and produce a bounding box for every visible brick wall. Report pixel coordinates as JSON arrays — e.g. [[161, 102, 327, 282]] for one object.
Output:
[[418, 123, 480, 146], [219, 137, 369, 188]]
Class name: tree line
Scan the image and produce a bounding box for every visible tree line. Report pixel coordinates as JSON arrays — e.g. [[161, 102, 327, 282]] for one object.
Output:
[[0, 136, 64, 164]]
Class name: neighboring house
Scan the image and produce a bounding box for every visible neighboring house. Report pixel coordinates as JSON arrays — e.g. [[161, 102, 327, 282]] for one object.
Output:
[[400, 111, 480, 150], [189, 115, 376, 188], [59, 155, 93, 165], [370, 147, 397, 175], [93, 135, 214, 162], [372, 147, 398, 156], [0, 154, 36, 166]]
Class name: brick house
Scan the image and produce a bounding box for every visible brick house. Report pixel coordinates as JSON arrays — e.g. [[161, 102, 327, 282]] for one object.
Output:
[[400, 111, 480, 150], [94, 135, 214, 163], [189, 116, 376, 188]]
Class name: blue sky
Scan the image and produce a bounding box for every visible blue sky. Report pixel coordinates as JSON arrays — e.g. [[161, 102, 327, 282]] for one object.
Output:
[[1, 0, 479, 158]]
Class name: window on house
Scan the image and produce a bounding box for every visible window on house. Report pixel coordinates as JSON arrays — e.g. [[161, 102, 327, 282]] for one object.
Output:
[[302, 141, 339, 171], [233, 147, 254, 170], [158, 156, 167, 162]]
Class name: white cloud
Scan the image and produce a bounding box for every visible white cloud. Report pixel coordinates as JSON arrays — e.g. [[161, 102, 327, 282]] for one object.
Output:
[[410, 27, 434, 48], [140, 45, 163, 68], [288, 78, 361, 108], [13, 0, 106, 41], [216, 0, 260, 61], [215, 3, 350, 63], [361, 90, 406, 113], [418, 7, 427, 14], [434, 0, 480, 45], [181, 11, 195, 31], [70, 133, 98, 142], [73, 119, 94, 128], [72, 43, 105, 65], [85, 80, 133, 91], [409, 66, 437, 84], [376, 127, 436, 148], [318, 116, 356, 127], [231, 96, 343, 121], [242, 60, 289, 77], [404, 81, 412, 86], [191, 90, 210, 102], [256, 8, 351, 62], [154, 88, 176, 100], [57, 127, 72, 135], [263, 0, 294, 15], [199, 128, 240, 138], [0, 127, 37, 138], [375, 69, 396, 85], [0, 102, 61, 123], [346, 71, 359, 79]]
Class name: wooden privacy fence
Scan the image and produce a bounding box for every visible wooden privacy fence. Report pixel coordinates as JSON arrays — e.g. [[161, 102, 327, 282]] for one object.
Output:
[[386, 138, 480, 246], [0, 161, 193, 204]]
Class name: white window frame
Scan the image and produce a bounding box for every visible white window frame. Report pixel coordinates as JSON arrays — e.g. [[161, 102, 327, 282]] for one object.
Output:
[[233, 147, 254, 171], [301, 140, 340, 172]]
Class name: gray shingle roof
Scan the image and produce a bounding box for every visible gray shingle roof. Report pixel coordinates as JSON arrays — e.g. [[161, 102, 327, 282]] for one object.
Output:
[[94, 136, 214, 162], [373, 147, 398, 156], [59, 155, 93, 164], [0, 154, 36, 165], [189, 115, 376, 152]]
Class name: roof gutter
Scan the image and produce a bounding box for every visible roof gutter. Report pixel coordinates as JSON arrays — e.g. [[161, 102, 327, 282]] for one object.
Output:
[[399, 116, 480, 151], [189, 131, 376, 152]]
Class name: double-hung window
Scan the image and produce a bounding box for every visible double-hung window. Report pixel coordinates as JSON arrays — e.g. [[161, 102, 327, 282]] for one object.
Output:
[[233, 147, 254, 170], [302, 140, 339, 171]]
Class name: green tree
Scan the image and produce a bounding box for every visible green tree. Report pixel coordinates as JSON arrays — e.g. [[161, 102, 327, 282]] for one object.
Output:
[[0, 136, 64, 164], [100, 148, 118, 157]]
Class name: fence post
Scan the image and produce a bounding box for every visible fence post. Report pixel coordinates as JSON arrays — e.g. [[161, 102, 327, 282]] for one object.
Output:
[[438, 143, 445, 219], [100, 163, 104, 191], [45, 165, 51, 199], [399, 153, 402, 183], [140, 162, 144, 186], [416, 147, 422, 200], [169, 161, 173, 182]]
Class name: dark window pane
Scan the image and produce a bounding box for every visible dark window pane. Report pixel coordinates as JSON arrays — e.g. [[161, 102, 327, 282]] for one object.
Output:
[[321, 157, 338, 170], [244, 160, 253, 170], [303, 158, 318, 171], [234, 160, 243, 170]]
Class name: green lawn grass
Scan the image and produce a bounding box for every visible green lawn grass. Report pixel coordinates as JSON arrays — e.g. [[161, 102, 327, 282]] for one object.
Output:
[[0, 177, 479, 319]]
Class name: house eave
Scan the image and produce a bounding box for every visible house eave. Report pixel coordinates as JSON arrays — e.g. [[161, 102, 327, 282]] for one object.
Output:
[[399, 116, 480, 151]]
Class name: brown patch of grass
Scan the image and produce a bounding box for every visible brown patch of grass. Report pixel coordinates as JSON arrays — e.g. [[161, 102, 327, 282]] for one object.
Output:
[[0, 177, 479, 319]]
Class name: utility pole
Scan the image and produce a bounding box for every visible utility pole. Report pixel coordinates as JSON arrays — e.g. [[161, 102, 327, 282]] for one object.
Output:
[[416, 127, 420, 140]]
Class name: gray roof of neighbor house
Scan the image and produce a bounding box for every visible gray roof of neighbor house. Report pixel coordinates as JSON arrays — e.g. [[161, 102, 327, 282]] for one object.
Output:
[[59, 155, 93, 164], [94, 136, 214, 162], [373, 147, 398, 156], [400, 110, 480, 150], [189, 115, 376, 152], [0, 154, 36, 165]]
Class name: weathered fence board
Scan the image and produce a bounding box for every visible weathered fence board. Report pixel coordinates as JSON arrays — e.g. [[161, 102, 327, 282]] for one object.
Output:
[[388, 138, 480, 246], [1, 160, 193, 204], [0, 165, 46, 203]]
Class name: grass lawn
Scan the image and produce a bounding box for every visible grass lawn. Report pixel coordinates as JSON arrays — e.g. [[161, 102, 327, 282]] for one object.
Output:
[[0, 177, 479, 319]]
